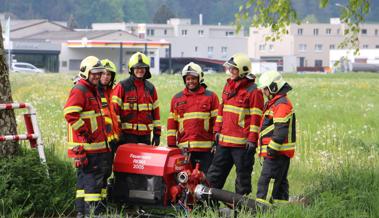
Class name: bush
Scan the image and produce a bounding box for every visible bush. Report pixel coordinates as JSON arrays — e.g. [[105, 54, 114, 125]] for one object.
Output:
[[0, 148, 76, 217]]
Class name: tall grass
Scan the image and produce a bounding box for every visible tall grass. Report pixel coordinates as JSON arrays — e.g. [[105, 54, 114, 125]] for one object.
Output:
[[8, 72, 379, 217]]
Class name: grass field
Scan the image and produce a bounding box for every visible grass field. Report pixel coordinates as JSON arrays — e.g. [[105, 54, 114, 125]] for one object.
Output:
[[9, 72, 379, 217]]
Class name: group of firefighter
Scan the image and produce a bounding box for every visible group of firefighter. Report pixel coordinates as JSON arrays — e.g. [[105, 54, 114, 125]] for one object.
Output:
[[64, 51, 296, 217]]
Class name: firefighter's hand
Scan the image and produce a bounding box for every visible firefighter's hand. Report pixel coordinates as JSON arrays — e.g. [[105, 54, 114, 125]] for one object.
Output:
[[246, 141, 257, 154], [211, 143, 217, 154], [152, 134, 160, 146], [214, 132, 220, 145], [267, 146, 279, 157], [80, 131, 94, 143], [74, 157, 88, 168]]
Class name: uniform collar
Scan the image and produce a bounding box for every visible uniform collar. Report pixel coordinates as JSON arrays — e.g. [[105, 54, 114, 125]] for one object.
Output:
[[183, 85, 205, 96]]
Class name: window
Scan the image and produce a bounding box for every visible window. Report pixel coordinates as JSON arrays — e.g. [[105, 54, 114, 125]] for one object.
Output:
[[363, 44, 369, 49], [221, 46, 227, 58], [208, 46, 214, 57], [298, 44, 307, 51], [376, 45, 379, 49], [297, 28, 303, 35], [181, 29, 188, 36], [164, 29, 167, 35], [62, 61, 67, 67], [313, 28, 319, 36], [315, 60, 323, 67], [326, 28, 332, 35], [195, 46, 198, 52], [225, 31, 234, 36], [330, 44, 335, 49], [315, 44, 323, 51], [165, 48, 170, 57], [375, 29, 378, 36], [259, 44, 266, 51], [147, 29, 155, 36], [198, 30, 204, 36], [361, 29, 367, 35]]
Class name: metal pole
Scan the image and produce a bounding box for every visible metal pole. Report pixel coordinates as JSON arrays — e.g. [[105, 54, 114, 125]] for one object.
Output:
[[119, 42, 123, 73], [144, 43, 148, 55], [168, 44, 172, 74]]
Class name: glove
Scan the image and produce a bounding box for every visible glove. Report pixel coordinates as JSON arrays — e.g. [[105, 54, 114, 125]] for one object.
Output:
[[214, 132, 220, 145], [267, 146, 279, 157], [246, 141, 257, 154], [71, 146, 88, 168], [79, 131, 95, 143], [152, 134, 160, 146], [211, 142, 217, 154]]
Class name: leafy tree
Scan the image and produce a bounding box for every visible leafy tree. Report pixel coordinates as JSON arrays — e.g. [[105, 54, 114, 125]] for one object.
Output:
[[153, 4, 175, 24], [0, 22, 19, 156], [235, 0, 371, 53]]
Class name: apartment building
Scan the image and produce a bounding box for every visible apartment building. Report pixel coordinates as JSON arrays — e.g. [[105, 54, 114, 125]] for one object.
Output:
[[249, 18, 379, 70], [92, 18, 248, 60]]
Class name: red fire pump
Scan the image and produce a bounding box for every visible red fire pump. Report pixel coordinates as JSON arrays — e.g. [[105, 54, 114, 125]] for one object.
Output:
[[108, 144, 266, 215]]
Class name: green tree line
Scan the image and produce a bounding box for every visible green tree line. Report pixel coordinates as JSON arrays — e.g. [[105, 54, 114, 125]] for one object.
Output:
[[0, 0, 378, 27]]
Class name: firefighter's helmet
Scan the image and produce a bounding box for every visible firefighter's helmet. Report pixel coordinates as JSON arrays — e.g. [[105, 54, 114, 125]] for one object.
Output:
[[224, 53, 251, 78], [101, 59, 117, 86], [258, 71, 286, 94], [181, 62, 204, 84], [128, 52, 151, 79], [79, 56, 105, 79]]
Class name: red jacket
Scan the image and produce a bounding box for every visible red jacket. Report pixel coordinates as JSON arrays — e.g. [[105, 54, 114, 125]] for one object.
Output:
[[64, 79, 109, 153], [258, 84, 296, 158], [98, 85, 120, 143], [112, 77, 161, 136], [214, 77, 264, 148], [167, 85, 219, 152]]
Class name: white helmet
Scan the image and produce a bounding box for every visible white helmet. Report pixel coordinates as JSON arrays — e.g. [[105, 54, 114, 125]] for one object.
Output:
[[258, 71, 286, 94], [181, 62, 204, 84], [79, 56, 105, 79]]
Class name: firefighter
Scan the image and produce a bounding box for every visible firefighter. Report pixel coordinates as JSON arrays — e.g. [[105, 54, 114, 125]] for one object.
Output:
[[99, 59, 120, 152], [112, 52, 161, 146], [63, 56, 113, 217], [167, 62, 219, 173], [207, 53, 264, 196], [256, 71, 296, 205]]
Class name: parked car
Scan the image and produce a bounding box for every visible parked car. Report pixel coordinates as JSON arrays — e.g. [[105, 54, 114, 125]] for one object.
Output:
[[11, 62, 44, 73]]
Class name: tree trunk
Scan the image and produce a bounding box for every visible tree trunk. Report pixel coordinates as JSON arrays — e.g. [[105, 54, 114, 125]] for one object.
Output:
[[0, 22, 19, 156]]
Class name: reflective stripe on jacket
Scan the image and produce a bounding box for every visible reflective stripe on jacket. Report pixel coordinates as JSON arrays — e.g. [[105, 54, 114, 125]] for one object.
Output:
[[167, 85, 219, 152], [214, 77, 264, 148]]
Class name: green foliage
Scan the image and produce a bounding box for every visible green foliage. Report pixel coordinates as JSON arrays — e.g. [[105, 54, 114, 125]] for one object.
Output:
[[153, 4, 175, 24], [236, 0, 371, 51], [0, 147, 76, 217]]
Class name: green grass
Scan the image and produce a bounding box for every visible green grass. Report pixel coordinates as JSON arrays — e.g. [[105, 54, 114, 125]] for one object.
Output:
[[8, 72, 379, 217]]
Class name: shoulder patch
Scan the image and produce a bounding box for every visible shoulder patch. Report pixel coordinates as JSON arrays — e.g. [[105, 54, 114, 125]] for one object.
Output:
[[204, 90, 213, 97], [73, 84, 88, 93], [246, 83, 257, 93], [144, 80, 155, 95], [174, 91, 184, 99], [120, 78, 135, 93]]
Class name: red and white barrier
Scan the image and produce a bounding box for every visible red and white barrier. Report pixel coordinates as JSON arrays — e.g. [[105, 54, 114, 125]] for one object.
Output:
[[0, 103, 47, 163]]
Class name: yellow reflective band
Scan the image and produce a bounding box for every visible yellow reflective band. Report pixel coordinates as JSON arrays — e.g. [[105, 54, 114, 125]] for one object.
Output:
[[168, 112, 177, 120], [84, 193, 102, 202], [153, 100, 159, 109], [68, 141, 107, 150], [101, 98, 107, 103], [216, 115, 223, 123], [105, 117, 112, 124], [273, 112, 293, 123], [167, 129, 177, 137], [260, 124, 274, 137], [117, 115, 121, 122], [112, 96, 123, 106], [101, 188, 107, 198], [264, 110, 274, 116], [272, 199, 289, 204], [223, 104, 245, 115], [80, 110, 99, 118], [220, 134, 246, 145], [153, 120, 161, 127], [259, 145, 268, 154], [178, 141, 213, 149], [249, 125, 259, 133], [122, 103, 137, 110], [250, 107, 263, 116], [211, 109, 218, 117], [204, 119, 209, 131], [64, 106, 82, 115], [256, 198, 272, 206], [138, 103, 153, 111], [121, 122, 150, 131], [267, 141, 295, 151], [182, 112, 210, 120], [76, 189, 85, 198], [71, 119, 85, 130], [268, 140, 281, 150], [267, 178, 275, 202]]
